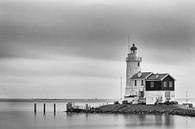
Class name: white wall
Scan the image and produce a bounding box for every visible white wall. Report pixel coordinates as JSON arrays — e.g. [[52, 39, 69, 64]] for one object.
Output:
[[146, 91, 175, 104], [125, 51, 141, 96], [126, 79, 145, 96], [126, 62, 141, 86]]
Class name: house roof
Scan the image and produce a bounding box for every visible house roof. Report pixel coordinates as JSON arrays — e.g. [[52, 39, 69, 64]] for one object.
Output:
[[146, 73, 174, 81], [131, 72, 153, 79]]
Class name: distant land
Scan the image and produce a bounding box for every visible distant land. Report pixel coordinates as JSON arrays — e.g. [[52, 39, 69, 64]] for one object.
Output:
[[0, 98, 194, 104], [0, 98, 118, 103]]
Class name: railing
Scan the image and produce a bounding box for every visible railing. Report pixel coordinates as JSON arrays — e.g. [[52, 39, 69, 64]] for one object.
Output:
[[126, 57, 142, 61]]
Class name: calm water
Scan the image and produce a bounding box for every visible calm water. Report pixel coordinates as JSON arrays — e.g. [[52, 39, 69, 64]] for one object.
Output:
[[0, 101, 195, 129]]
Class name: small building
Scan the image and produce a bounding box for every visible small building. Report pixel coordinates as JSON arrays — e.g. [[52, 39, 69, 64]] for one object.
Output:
[[124, 44, 175, 104], [145, 73, 175, 104]]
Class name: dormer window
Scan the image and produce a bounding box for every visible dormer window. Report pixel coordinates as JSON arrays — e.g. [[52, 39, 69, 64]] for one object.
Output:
[[134, 80, 137, 86], [137, 71, 142, 78], [138, 62, 140, 67]]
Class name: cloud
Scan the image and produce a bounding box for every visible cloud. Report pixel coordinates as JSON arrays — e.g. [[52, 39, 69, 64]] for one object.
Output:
[[1, 0, 195, 61], [0, 56, 124, 78], [0, 56, 124, 98]]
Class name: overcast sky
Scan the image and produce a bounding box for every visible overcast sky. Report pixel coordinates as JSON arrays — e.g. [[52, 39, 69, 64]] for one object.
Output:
[[0, 0, 195, 99]]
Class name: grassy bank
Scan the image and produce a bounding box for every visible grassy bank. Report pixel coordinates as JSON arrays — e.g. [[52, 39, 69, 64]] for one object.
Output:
[[68, 104, 195, 117], [95, 104, 195, 116]]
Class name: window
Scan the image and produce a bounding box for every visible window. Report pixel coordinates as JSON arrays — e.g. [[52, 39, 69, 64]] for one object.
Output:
[[150, 82, 154, 88], [141, 80, 144, 86], [138, 62, 140, 67], [134, 80, 137, 86], [169, 81, 173, 87], [163, 81, 167, 87]]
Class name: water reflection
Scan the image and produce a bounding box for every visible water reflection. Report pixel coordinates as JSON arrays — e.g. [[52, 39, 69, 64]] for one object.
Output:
[[85, 112, 89, 120], [165, 114, 173, 126], [123, 114, 174, 128], [1, 102, 195, 129], [155, 115, 163, 126], [65, 112, 175, 129], [54, 111, 56, 117], [185, 117, 189, 128]]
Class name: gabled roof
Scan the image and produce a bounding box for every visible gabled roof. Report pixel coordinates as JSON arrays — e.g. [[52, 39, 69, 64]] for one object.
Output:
[[146, 73, 175, 81], [131, 72, 153, 79]]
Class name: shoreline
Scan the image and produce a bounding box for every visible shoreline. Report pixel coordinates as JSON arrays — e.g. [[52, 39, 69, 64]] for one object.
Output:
[[67, 104, 195, 117], [0, 98, 116, 103]]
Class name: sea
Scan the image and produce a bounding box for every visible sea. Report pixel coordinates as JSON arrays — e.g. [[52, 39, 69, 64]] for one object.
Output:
[[0, 98, 195, 129]]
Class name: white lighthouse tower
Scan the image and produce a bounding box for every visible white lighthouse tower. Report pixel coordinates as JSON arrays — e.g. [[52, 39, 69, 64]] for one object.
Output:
[[125, 44, 142, 96]]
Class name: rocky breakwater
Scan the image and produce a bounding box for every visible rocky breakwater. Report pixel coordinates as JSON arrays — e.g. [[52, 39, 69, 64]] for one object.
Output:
[[95, 104, 195, 116]]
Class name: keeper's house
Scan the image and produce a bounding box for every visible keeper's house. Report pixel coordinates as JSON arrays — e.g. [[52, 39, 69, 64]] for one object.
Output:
[[145, 73, 175, 104], [124, 43, 175, 104]]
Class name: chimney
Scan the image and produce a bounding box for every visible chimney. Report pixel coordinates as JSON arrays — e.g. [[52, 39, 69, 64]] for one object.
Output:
[[137, 71, 142, 78]]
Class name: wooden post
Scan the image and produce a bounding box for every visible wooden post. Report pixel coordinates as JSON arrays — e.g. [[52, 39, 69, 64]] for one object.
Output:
[[34, 103, 37, 113], [43, 104, 46, 114], [66, 102, 72, 112], [54, 104, 56, 113], [86, 104, 89, 112]]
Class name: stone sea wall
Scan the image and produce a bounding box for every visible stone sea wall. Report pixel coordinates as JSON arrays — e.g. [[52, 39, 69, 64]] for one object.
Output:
[[67, 104, 195, 117]]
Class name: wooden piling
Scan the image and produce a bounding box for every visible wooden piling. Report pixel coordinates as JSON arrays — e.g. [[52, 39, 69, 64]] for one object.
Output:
[[34, 103, 37, 113], [86, 104, 89, 112], [43, 104, 46, 114], [66, 102, 73, 112], [54, 104, 56, 113]]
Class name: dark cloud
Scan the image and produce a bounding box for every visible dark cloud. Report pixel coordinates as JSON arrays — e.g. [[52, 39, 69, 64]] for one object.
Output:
[[0, 0, 195, 61]]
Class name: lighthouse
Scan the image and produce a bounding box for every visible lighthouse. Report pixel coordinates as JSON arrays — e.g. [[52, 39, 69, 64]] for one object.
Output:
[[125, 44, 142, 96], [124, 43, 175, 104]]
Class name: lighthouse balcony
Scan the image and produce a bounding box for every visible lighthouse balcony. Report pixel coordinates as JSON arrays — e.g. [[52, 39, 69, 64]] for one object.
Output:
[[126, 57, 142, 62]]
